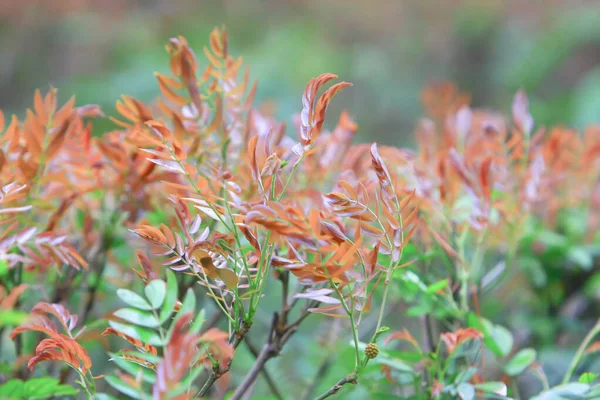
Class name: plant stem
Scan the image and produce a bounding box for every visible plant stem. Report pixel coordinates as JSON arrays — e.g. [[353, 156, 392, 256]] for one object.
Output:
[[244, 338, 284, 400], [230, 343, 277, 400], [561, 318, 600, 384], [229, 300, 317, 400], [314, 373, 358, 400], [198, 319, 252, 397]]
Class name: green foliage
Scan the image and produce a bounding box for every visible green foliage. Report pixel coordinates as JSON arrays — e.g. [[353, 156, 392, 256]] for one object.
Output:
[[103, 270, 208, 399], [0, 377, 78, 399]]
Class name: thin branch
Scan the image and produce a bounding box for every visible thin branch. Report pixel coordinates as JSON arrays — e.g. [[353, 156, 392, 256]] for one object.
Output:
[[229, 272, 319, 400], [421, 314, 434, 387], [314, 373, 358, 400], [198, 319, 252, 397], [232, 342, 278, 400], [562, 317, 600, 384]]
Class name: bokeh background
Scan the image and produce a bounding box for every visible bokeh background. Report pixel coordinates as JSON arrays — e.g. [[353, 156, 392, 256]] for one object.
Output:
[[2, 1, 600, 397], [3, 0, 600, 146]]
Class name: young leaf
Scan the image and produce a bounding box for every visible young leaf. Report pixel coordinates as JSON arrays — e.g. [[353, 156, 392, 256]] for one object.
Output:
[[0, 379, 25, 398], [190, 309, 206, 335], [105, 376, 145, 399], [22, 377, 78, 398], [457, 383, 475, 400], [108, 321, 164, 346], [109, 353, 156, 384], [144, 280, 167, 309], [114, 308, 161, 328], [22, 377, 59, 398], [425, 279, 449, 294], [117, 289, 154, 311], [48, 385, 79, 397], [578, 372, 598, 384], [504, 348, 536, 376], [167, 288, 196, 340], [491, 325, 514, 358], [474, 382, 507, 396], [159, 270, 178, 323], [0, 310, 29, 327]]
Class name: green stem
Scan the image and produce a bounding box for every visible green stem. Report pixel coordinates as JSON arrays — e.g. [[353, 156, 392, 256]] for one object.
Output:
[[562, 318, 600, 384]]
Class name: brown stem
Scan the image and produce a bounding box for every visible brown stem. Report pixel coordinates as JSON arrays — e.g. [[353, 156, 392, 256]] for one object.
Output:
[[80, 234, 112, 323], [229, 272, 319, 400], [314, 374, 358, 400], [231, 342, 279, 400]]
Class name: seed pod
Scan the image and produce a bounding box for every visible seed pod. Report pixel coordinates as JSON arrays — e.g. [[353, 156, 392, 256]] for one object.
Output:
[[365, 343, 379, 359]]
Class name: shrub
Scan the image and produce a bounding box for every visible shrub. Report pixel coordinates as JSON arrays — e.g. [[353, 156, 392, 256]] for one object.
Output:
[[0, 27, 599, 399]]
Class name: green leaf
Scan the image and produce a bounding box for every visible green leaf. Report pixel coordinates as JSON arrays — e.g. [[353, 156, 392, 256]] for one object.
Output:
[[23, 378, 59, 398], [0, 379, 25, 398], [108, 321, 164, 346], [145, 280, 167, 309], [0, 310, 29, 327], [385, 350, 424, 363], [491, 325, 514, 358], [190, 309, 206, 335], [406, 300, 432, 317], [95, 394, 120, 400], [466, 313, 503, 357], [0, 260, 8, 278], [105, 375, 145, 399], [475, 382, 507, 396], [115, 350, 162, 365], [117, 289, 153, 310], [114, 308, 160, 328], [567, 246, 593, 270], [537, 231, 568, 249], [530, 383, 590, 400], [426, 279, 448, 294], [167, 288, 196, 340], [376, 356, 413, 373], [457, 383, 475, 400], [160, 269, 178, 323], [171, 365, 205, 396], [455, 367, 477, 385], [579, 372, 599, 383], [519, 256, 547, 287], [49, 385, 79, 397], [504, 348, 536, 376], [109, 353, 156, 384]]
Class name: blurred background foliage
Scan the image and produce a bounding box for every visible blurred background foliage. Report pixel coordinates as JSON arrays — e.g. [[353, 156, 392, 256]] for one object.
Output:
[[2, 1, 600, 397], [3, 0, 600, 146]]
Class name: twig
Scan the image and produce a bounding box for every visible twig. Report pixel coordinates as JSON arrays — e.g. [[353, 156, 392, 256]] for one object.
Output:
[[314, 373, 358, 400], [561, 317, 600, 384], [421, 314, 434, 387], [232, 341, 278, 400], [80, 234, 112, 323], [198, 319, 252, 397], [423, 314, 435, 353], [230, 309, 308, 400], [230, 271, 318, 400]]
